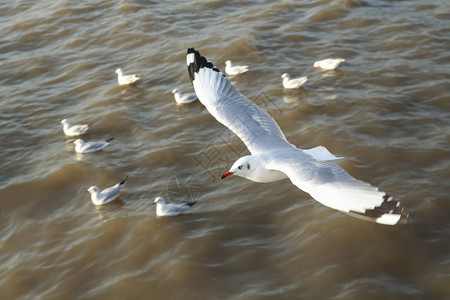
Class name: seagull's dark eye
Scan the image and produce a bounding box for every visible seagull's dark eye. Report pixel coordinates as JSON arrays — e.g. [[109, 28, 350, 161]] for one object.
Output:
[[247, 164, 250, 170], [238, 165, 243, 170]]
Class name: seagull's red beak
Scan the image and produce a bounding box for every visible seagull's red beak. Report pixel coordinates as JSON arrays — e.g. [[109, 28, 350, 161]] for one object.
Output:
[[221, 171, 234, 180]]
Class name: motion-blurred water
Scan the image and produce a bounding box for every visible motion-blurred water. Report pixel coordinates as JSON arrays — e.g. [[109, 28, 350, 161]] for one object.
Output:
[[0, 1, 449, 299]]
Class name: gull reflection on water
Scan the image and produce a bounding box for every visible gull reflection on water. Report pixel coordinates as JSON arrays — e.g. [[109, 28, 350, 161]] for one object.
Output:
[[282, 89, 309, 104], [94, 198, 126, 222]]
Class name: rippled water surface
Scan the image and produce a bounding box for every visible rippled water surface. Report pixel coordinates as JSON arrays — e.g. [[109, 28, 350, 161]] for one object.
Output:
[[1, 0, 449, 299]]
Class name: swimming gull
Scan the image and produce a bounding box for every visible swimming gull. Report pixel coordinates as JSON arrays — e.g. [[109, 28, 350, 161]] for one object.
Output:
[[115, 68, 141, 85], [225, 60, 249, 76], [86, 176, 128, 205], [171, 88, 197, 104], [61, 119, 88, 136], [74, 138, 114, 153], [281, 73, 308, 89], [313, 58, 345, 70], [152, 196, 196, 216]]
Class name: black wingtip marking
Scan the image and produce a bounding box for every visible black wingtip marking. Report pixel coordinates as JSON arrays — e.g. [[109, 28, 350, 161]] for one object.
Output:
[[106, 138, 114, 143], [187, 48, 224, 84], [120, 176, 128, 185], [348, 194, 409, 225], [186, 201, 197, 207]]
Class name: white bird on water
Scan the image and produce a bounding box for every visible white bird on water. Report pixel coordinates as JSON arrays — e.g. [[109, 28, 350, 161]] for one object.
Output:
[[225, 60, 249, 76], [187, 48, 408, 225], [313, 58, 345, 70], [73, 138, 114, 153], [61, 119, 89, 136], [86, 176, 128, 205], [152, 196, 196, 216], [171, 88, 197, 104], [281, 73, 308, 89], [115, 68, 141, 85]]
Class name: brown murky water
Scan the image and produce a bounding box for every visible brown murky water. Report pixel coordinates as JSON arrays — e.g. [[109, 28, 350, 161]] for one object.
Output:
[[0, 0, 449, 299]]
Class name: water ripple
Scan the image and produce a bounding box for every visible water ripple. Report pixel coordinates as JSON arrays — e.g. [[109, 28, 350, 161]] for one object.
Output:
[[0, 0, 449, 299]]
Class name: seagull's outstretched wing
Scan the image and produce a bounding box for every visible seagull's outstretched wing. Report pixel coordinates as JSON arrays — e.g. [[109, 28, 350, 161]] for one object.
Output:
[[266, 152, 408, 225], [187, 48, 292, 154]]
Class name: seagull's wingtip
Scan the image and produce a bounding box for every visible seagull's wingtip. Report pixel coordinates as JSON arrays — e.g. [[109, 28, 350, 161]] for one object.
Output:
[[346, 194, 409, 225], [186, 48, 224, 84], [120, 176, 128, 185]]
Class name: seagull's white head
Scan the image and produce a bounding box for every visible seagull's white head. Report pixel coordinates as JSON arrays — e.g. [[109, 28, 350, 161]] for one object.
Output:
[[225, 60, 232, 66], [222, 155, 287, 183], [281, 73, 291, 79], [86, 186, 99, 194], [221, 155, 254, 180], [171, 88, 180, 95], [153, 196, 165, 205], [115, 68, 123, 75], [73, 139, 84, 146], [61, 119, 69, 125]]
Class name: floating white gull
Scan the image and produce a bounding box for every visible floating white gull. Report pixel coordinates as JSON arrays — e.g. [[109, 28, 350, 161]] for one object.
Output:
[[74, 138, 114, 153], [313, 58, 345, 70], [61, 119, 89, 136], [171, 88, 197, 104], [86, 176, 128, 205], [152, 196, 196, 216], [115, 68, 141, 85], [187, 48, 408, 225], [281, 73, 308, 89], [225, 60, 249, 76]]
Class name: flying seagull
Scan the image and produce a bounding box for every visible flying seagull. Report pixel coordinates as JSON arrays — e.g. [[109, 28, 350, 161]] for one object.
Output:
[[186, 48, 408, 225]]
